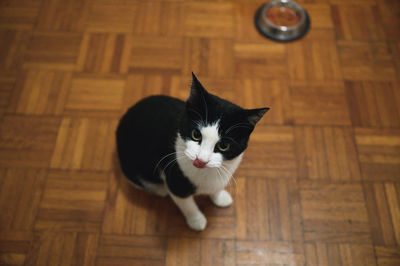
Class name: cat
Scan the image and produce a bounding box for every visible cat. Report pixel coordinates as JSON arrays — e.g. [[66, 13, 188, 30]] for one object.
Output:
[[116, 73, 269, 231]]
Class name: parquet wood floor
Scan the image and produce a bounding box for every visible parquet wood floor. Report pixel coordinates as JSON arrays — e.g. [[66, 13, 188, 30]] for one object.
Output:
[[0, 0, 399, 265]]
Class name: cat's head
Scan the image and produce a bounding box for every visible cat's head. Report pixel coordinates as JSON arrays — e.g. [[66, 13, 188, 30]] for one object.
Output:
[[178, 73, 269, 169]]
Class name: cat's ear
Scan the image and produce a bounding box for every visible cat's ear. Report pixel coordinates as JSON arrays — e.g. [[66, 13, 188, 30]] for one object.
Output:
[[244, 107, 270, 126], [188, 72, 208, 105]]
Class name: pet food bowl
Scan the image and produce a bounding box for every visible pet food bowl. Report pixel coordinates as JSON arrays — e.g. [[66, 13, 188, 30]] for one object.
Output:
[[255, 0, 310, 42]]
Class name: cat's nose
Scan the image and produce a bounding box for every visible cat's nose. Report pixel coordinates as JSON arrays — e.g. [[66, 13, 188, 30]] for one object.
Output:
[[193, 158, 207, 168]]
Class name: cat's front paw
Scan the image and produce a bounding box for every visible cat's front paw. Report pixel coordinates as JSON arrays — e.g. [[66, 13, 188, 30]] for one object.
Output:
[[210, 190, 233, 208], [186, 213, 207, 231]]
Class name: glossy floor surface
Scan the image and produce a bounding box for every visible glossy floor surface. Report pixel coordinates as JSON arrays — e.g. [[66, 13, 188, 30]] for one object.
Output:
[[0, 0, 399, 265]]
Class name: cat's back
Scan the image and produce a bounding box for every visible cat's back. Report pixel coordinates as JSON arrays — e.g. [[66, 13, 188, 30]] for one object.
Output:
[[116, 95, 185, 180], [118, 95, 185, 138]]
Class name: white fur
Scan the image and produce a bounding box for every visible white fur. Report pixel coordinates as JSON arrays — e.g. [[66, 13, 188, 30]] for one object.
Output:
[[169, 193, 207, 231], [176, 132, 243, 195], [210, 190, 233, 207], [167, 121, 243, 231]]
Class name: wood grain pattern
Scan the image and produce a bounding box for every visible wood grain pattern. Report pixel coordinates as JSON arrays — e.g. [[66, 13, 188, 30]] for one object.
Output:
[[289, 81, 351, 125], [0, 116, 60, 168], [8, 70, 71, 115], [295, 126, 361, 181], [346, 81, 400, 127], [36, 0, 90, 31], [331, 4, 385, 41], [50, 118, 117, 170], [23, 31, 82, 70], [0, 0, 399, 265], [287, 40, 342, 80], [364, 182, 400, 246], [34, 170, 108, 232], [305, 243, 376, 266], [355, 128, 400, 181], [338, 41, 397, 81], [300, 181, 370, 237], [235, 177, 302, 241]]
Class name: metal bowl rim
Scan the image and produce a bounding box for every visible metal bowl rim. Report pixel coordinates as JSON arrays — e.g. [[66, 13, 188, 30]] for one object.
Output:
[[254, 3, 311, 42]]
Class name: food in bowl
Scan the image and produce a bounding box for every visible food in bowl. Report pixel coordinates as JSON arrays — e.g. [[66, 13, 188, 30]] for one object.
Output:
[[265, 5, 301, 27]]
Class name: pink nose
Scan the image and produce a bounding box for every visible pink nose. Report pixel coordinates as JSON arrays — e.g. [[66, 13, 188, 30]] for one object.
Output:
[[193, 158, 207, 168]]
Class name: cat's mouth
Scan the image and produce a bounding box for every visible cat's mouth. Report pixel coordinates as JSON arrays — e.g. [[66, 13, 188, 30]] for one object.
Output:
[[193, 158, 207, 169]]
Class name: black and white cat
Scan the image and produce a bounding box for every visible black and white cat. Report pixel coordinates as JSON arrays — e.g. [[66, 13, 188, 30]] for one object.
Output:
[[116, 73, 269, 231]]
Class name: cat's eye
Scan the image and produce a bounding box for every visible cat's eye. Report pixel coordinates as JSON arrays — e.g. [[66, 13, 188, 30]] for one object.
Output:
[[191, 129, 202, 142], [217, 141, 230, 152]]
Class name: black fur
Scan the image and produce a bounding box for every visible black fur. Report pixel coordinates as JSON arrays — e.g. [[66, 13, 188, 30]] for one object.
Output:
[[116, 73, 269, 198]]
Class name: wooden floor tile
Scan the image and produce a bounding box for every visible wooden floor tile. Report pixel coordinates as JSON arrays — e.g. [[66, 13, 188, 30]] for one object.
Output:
[[300, 181, 370, 237], [0, 169, 46, 230], [378, 0, 400, 41], [288, 81, 351, 126], [0, 231, 33, 266], [183, 2, 234, 38], [375, 246, 400, 266], [302, 4, 334, 29], [165, 237, 200, 266], [86, 1, 137, 33], [77, 33, 131, 74], [165, 238, 235, 266], [331, 4, 385, 41], [23, 31, 82, 70], [234, 42, 288, 78], [183, 38, 234, 78], [345, 81, 400, 127], [295, 126, 361, 181], [8, 70, 71, 115], [338, 41, 397, 81], [235, 178, 302, 241], [305, 242, 376, 266], [238, 125, 297, 179], [234, 2, 266, 42], [129, 36, 184, 74], [287, 40, 342, 80], [34, 170, 108, 232], [364, 182, 400, 246], [50, 118, 117, 170], [0, 0, 40, 30], [0, 75, 15, 117], [102, 172, 171, 235], [133, 1, 183, 36], [0, 29, 30, 72], [355, 128, 400, 181], [234, 78, 291, 125], [36, 0, 90, 31], [0, 116, 60, 168], [199, 239, 235, 266], [235, 241, 305, 265], [65, 75, 125, 116], [96, 235, 165, 266], [25, 232, 98, 266]]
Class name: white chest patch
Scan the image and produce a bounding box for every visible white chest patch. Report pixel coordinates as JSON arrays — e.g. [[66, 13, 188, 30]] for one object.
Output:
[[175, 122, 243, 194]]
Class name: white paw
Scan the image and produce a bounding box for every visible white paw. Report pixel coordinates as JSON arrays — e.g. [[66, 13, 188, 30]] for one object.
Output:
[[210, 190, 233, 208], [186, 213, 207, 231]]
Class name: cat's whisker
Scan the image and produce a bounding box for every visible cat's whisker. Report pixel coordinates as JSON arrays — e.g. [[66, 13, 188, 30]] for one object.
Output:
[[153, 152, 180, 173], [153, 151, 185, 174], [162, 155, 186, 174], [220, 165, 237, 194], [216, 168, 226, 189]]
